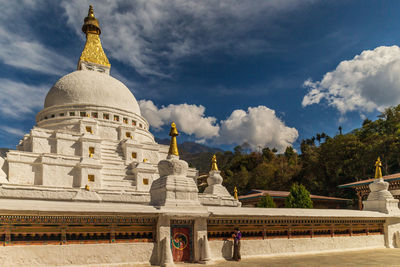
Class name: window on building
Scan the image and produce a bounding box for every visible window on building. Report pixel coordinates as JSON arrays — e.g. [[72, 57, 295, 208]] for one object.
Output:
[[88, 175, 95, 182], [89, 147, 95, 157], [69, 112, 75, 116], [51, 114, 55, 118], [114, 115, 119, 121], [126, 132, 131, 138], [139, 123, 142, 128], [123, 118, 128, 124], [59, 113, 65, 117], [44, 116, 48, 120], [80, 112, 86, 117], [143, 178, 149, 185], [86, 126, 93, 134], [132, 152, 137, 159], [103, 113, 109, 120], [132, 120, 136, 126], [92, 112, 98, 118]]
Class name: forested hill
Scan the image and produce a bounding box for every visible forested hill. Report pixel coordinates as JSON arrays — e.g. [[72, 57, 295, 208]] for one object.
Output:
[[180, 105, 400, 202]]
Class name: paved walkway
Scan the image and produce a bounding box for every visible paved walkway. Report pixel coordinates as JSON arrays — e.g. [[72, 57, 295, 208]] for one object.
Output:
[[177, 248, 400, 267]]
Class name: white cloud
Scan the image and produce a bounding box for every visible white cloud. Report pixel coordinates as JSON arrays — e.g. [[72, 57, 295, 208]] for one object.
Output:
[[0, 79, 47, 117], [0, 126, 25, 137], [61, 0, 315, 77], [0, 0, 74, 75], [139, 100, 219, 139], [218, 106, 298, 152], [302, 46, 400, 114], [140, 100, 298, 152]]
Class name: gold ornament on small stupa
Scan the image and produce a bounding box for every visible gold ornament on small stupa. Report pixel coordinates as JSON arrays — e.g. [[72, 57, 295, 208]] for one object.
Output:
[[234, 186, 238, 200], [375, 157, 383, 179], [211, 154, 219, 171], [168, 122, 179, 156]]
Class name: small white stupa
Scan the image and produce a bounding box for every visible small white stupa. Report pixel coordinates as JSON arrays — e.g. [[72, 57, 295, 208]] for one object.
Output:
[[363, 157, 400, 215]]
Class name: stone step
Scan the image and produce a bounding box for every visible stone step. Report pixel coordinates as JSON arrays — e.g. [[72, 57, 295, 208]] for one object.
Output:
[[102, 178, 133, 185], [102, 179, 133, 185], [102, 174, 135, 180], [101, 169, 128, 176], [101, 148, 122, 153], [102, 165, 129, 170], [101, 151, 124, 157], [101, 185, 136, 191], [101, 155, 122, 160], [101, 145, 123, 150], [100, 159, 125, 165], [101, 150, 123, 156], [101, 144, 121, 149]]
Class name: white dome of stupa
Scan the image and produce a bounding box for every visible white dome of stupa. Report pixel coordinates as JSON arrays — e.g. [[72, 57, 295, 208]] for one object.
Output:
[[44, 70, 141, 115]]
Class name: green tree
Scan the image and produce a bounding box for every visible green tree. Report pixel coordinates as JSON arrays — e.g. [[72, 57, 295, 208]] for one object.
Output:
[[285, 183, 313, 208], [257, 194, 276, 208]]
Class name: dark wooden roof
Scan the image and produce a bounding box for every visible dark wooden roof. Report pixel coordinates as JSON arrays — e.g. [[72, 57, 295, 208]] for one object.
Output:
[[338, 173, 400, 188], [238, 189, 350, 201]]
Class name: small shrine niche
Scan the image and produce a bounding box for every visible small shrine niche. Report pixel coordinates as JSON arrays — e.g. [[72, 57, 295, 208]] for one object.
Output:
[[89, 147, 95, 157], [88, 174, 95, 182]]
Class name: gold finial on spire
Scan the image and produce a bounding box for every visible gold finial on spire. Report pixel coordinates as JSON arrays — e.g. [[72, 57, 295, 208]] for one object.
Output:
[[82, 5, 100, 35], [234, 187, 238, 200], [168, 122, 179, 156], [78, 5, 110, 69], [375, 157, 383, 179], [211, 154, 219, 171]]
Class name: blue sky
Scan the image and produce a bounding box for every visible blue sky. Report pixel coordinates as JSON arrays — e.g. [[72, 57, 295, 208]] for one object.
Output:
[[1, 0, 400, 152]]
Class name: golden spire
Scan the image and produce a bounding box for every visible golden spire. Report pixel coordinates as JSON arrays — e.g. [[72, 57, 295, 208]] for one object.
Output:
[[375, 157, 383, 179], [234, 187, 238, 200], [78, 5, 110, 68], [211, 154, 219, 171], [168, 122, 179, 156]]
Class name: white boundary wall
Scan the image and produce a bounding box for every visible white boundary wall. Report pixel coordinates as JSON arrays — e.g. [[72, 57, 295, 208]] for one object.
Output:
[[209, 235, 385, 260], [0, 243, 156, 267]]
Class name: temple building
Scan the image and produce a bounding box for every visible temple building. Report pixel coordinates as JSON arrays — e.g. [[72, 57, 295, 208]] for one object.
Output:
[[239, 189, 350, 209], [1, 6, 400, 267]]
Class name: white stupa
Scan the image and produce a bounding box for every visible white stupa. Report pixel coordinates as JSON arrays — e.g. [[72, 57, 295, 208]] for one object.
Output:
[[0, 5, 200, 201], [0, 6, 239, 207]]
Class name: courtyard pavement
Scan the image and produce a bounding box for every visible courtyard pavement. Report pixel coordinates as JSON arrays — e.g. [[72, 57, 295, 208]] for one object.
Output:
[[177, 248, 400, 267]]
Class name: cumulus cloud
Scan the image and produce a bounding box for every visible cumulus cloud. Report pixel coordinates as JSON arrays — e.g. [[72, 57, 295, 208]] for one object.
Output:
[[0, 79, 47, 117], [140, 100, 298, 152], [62, 0, 315, 77], [302, 46, 400, 114], [139, 100, 219, 139], [218, 106, 298, 152]]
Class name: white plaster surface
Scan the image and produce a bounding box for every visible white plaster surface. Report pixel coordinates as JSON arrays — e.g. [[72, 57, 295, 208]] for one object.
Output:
[[45, 70, 141, 116], [207, 206, 389, 218], [0, 198, 159, 215], [209, 235, 385, 260], [0, 242, 155, 267]]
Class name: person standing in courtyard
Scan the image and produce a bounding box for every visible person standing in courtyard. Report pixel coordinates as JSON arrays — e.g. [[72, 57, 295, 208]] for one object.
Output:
[[232, 228, 241, 261]]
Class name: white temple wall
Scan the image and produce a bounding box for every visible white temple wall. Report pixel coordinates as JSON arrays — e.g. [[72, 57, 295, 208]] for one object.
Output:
[[31, 137, 52, 154], [6, 152, 39, 185], [209, 235, 385, 260], [0, 242, 156, 267], [55, 137, 77, 156], [98, 123, 118, 140]]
